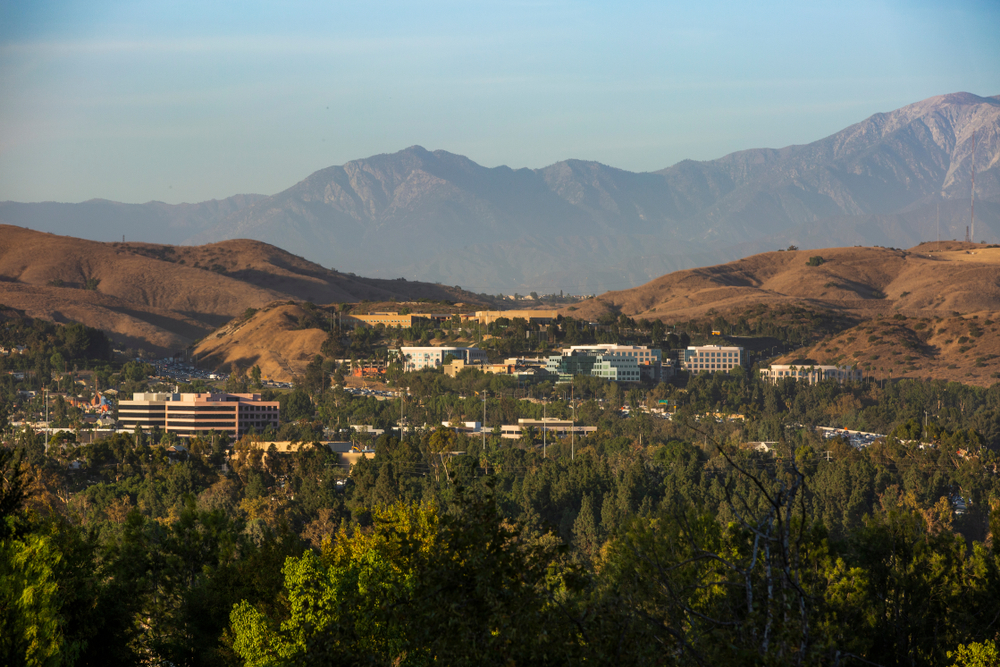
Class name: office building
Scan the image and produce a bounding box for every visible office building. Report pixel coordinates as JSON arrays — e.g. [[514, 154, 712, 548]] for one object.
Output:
[[117, 392, 279, 439], [564, 344, 663, 381], [546, 344, 663, 383], [399, 346, 489, 372], [760, 365, 862, 385], [680, 345, 744, 374]]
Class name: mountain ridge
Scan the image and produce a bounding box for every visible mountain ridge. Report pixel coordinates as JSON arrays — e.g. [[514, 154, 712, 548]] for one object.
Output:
[[3, 92, 998, 293]]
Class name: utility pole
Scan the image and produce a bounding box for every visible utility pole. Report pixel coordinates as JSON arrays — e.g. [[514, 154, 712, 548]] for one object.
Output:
[[543, 400, 546, 458], [399, 388, 405, 437], [571, 383, 575, 461], [482, 391, 486, 454]]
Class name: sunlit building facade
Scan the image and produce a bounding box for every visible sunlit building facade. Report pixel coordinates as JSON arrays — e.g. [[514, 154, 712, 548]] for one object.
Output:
[[117, 392, 279, 439]]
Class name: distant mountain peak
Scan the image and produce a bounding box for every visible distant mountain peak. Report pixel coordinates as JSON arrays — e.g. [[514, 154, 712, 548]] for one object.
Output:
[[4, 92, 998, 294], [934, 92, 999, 106]]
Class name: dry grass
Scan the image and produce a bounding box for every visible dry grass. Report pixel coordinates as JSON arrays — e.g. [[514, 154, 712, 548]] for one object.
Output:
[[564, 241, 1000, 386], [566, 243, 1000, 323], [778, 313, 1000, 386], [192, 303, 328, 381], [0, 225, 486, 358]]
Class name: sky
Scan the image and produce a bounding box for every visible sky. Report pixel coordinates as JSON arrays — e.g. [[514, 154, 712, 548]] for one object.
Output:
[[1, 0, 999, 205]]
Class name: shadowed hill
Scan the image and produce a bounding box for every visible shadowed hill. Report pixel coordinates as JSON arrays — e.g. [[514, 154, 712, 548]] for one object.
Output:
[[0, 226, 488, 355]]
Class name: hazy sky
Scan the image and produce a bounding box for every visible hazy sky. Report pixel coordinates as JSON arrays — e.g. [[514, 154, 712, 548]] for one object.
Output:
[[2, 0, 998, 204]]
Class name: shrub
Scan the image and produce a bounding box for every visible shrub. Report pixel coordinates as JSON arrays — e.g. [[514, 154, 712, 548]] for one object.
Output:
[[806, 256, 825, 266]]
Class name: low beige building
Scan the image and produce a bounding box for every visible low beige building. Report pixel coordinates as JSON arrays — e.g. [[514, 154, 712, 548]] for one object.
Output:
[[346, 312, 429, 328], [462, 310, 560, 325], [760, 364, 862, 384], [500, 418, 596, 439]]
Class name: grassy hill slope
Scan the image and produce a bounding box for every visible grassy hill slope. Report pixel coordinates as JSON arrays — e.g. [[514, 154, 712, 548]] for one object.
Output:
[[564, 241, 1000, 386], [0, 225, 487, 355]]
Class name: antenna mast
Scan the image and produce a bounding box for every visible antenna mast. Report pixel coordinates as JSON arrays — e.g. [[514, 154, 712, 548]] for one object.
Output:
[[971, 129, 976, 243]]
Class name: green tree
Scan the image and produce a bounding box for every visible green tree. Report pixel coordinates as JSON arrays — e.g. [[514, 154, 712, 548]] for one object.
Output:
[[298, 356, 329, 396], [227, 365, 250, 393], [0, 530, 67, 667], [231, 495, 576, 666], [948, 641, 1000, 667], [282, 389, 314, 422]]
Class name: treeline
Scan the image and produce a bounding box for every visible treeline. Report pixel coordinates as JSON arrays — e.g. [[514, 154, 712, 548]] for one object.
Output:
[[4, 371, 1000, 665], [0, 317, 113, 376], [278, 301, 853, 372]]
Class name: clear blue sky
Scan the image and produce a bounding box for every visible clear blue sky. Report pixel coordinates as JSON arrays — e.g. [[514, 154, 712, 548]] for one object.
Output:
[[1, 0, 998, 204]]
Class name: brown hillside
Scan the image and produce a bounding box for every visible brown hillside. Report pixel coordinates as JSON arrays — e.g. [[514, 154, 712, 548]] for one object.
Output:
[[563, 242, 1000, 386], [0, 226, 488, 355], [565, 243, 1000, 323], [777, 313, 1000, 387], [192, 303, 328, 381]]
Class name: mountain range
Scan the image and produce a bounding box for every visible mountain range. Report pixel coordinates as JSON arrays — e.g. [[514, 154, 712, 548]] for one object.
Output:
[[2, 92, 997, 294]]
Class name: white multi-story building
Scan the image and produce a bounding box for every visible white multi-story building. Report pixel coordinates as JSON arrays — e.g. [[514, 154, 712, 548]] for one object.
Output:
[[760, 365, 862, 385], [399, 346, 489, 372], [680, 345, 744, 374]]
